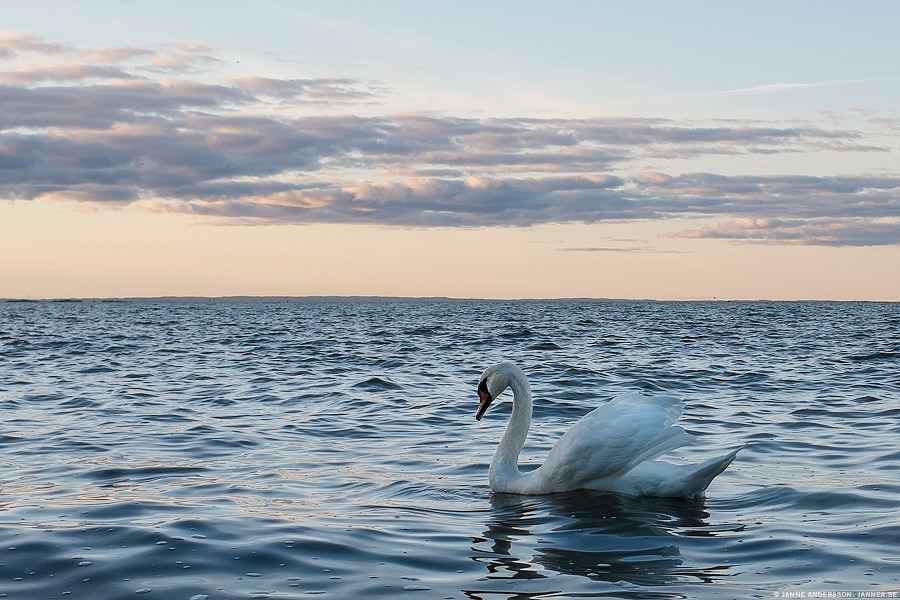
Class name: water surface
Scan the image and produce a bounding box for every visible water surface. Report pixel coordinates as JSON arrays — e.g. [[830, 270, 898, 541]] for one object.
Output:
[[2, 300, 899, 598]]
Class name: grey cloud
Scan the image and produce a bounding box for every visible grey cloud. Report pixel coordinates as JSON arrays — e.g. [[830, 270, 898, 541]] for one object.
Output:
[[0, 64, 139, 84], [228, 76, 378, 102], [0, 30, 213, 73], [1, 32, 899, 246], [630, 173, 900, 221], [155, 177, 635, 227], [670, 217, 900, 247], [0, 80, 255, 130], [0, 31, 66, 57]]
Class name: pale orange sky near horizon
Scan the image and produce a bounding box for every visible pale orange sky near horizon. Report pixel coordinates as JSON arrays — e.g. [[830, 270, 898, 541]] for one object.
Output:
[[3, 200, 898, 301], [2, 2, 899, 301]]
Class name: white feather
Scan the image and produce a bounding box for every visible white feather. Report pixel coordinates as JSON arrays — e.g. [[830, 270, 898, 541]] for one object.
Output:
[[477, 362, 740, 498]]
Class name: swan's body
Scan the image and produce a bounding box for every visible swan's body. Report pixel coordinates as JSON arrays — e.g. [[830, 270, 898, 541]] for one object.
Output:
[[476, 362, 739, 498]]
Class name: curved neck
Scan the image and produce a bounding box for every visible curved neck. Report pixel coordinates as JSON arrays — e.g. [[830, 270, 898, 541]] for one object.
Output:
[[489, 371, 532, 487]]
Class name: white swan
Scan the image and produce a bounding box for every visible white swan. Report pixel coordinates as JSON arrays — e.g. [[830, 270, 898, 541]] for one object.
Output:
[[476, 362, 739, 498]]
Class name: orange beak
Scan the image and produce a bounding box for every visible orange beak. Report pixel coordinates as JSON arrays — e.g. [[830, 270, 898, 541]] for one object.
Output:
[[476, 389, 493, 421]]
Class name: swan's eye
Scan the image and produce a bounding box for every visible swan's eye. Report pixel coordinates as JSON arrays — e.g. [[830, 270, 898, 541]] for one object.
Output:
[[477, 378, 490, 398]]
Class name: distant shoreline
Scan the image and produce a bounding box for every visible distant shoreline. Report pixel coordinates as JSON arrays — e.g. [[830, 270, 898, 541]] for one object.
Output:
[[1, 296, 895, 304], [1, 295, 634, 304]]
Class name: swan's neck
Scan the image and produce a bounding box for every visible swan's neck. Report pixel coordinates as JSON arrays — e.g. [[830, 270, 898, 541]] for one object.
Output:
[[490, 373, 532, 489]]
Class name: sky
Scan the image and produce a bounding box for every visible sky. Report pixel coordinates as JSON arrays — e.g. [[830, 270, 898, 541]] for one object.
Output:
[[2, 0, 899, 300]]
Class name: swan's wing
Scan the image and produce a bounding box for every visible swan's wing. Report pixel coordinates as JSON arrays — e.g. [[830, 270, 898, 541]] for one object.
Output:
[[608, 391, 684, 427], [536, 393, 695, 491]]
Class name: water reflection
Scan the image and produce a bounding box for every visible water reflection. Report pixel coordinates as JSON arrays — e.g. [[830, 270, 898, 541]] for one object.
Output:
[[469, 490, 737, 595]]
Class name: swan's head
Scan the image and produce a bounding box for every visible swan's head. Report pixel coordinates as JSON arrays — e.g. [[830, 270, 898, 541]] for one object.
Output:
[[475, 362, 521, 421]]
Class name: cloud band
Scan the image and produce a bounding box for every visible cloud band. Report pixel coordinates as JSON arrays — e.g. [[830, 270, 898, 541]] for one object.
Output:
[[2, 31, 898, 246]]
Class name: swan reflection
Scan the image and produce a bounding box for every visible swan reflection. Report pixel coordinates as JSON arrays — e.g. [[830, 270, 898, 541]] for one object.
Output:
[[468, 489, 737, 597]]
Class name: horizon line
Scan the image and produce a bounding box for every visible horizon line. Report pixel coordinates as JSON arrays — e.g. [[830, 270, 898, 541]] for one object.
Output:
[[1, 295, 895, 304]]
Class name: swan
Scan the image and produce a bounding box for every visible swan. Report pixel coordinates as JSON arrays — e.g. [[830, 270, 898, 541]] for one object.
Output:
[[475, 362, 740, 498]]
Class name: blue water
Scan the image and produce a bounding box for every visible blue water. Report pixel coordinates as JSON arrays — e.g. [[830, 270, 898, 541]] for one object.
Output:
[[1, 300, 899, 599]]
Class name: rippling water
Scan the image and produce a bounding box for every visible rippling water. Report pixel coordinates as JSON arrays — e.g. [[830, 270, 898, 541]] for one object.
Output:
[[2, 299, 899, 599]]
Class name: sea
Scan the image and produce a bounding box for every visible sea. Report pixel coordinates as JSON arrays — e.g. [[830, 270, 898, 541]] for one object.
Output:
[[1, 299, 899, 600]]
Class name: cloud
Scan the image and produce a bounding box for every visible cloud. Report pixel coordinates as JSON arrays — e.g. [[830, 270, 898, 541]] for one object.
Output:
[[717, 76, 900, 96], [228, 76, 379, 103], [559, 246, 683, 253], [0, 31, 65, 57], [670, 217, 900, 247], [0, 64, 139, 84], [1, 31, 899, 246]]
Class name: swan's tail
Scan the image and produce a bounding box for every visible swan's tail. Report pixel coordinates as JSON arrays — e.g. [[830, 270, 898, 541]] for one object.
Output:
[[677, 446, 742, 498]]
